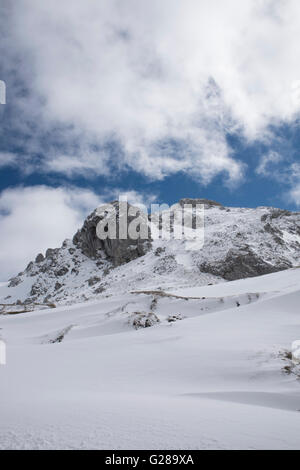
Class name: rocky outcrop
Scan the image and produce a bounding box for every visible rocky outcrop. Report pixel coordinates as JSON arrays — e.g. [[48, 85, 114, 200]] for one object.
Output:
[[35, 253, 44, 263], [199, 247, 292, 281], [73, 201, 151, 266], [179, 198, 223, 208]]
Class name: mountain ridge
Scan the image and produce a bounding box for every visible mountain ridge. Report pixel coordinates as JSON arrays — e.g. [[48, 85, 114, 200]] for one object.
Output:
[[1, 198, 300, 309]]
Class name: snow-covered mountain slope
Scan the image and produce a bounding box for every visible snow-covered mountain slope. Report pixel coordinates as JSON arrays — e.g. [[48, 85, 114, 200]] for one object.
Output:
[[1, 199, 300, 310], [0, 267, 300, 449]]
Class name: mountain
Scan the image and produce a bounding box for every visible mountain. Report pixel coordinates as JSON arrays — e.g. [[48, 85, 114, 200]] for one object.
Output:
[[1, 198, 300, 310], [1, 198, 300, 449]]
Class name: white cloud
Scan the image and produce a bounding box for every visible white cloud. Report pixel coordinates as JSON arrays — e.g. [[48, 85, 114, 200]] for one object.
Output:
[[286, 163, 300, 206], [289, 184, 300, 206], [0, 185, 157, 280], [0, 185, 102, 280], [256, 152, 300, 206], [116, 190, 157, 209], [2, 0, 300, 185], [45, 151, 111, 178], [0, 1, 249, 183], [0, 152, 17, 168], [256, 151, 284, 177]]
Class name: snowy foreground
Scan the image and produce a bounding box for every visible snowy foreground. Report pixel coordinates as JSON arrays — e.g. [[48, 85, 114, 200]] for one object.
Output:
[[1, 268, 300, 450]]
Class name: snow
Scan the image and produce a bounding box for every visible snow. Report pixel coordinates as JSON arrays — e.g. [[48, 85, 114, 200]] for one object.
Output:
[[293, 349, 300, 362], [292, 340, 300, 352], [1, 267, 300, 449], [292, 340, 300, 363]]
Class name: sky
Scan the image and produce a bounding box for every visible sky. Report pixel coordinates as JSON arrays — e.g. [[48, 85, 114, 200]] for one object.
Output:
[[0, 0, 300, 280]]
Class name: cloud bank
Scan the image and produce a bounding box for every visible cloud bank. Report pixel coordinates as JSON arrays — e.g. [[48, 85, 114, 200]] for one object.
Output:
[[2, 0, 300, 186]]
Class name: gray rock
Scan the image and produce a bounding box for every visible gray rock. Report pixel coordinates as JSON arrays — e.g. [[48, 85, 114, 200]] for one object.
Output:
[[43, 295, 52, 304], [179, 198, 223, 208], [264, 223, 284, 245], [35, 253, 44, 263], [87, 276, 101, 286], [153, 255, 177, 275], [30, 283, 46, 297], [8, 276, 22, 288], [46, 248, 59, 259], [25, 261, 34, 272], [199, 247, 292, 281], [55, 266, 69, 277], [155, 247, 165, 256], [73, 201, 151, 266], [261, 208, 295, 222], [129, 311, 160, 329]]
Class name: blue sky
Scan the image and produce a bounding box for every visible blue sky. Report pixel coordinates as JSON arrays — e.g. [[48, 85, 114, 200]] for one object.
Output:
[[0, 0, 300, 279], [0, 132, 299, 211]]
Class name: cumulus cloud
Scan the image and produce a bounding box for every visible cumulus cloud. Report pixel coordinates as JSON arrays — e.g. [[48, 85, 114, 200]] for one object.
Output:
[[289, 184, 300, 206], [0, 152, 17, 168], [287, 163, 300, 206], [116, 190, 157, 209], [256, 152, 300, 206], [256, 151, 284, 177], [1, 1, 300, 187], [0, 185, 100, 280], [0, 185, 155, 280], [1, 0, 292, 185], [44, 151, 111, 178]]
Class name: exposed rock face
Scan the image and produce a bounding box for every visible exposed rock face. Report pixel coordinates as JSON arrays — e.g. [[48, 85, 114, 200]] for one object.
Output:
[[72, 210, 102, 259], [35, 253, 44, 263], [179, 198, 223, 208], [46, 248, 59, 259], [199, 247, 292, 281], [7, 276, 22, 288], [73, 201, 151, 266], [191, 203, 300, 281]]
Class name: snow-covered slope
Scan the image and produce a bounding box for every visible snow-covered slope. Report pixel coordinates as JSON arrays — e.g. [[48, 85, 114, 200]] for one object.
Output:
[[1, 199, 300, 310], [0, 267, 300, 449]]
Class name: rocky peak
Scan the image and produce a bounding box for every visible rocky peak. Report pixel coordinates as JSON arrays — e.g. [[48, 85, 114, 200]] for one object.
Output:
[[2, 199, 300, 310], [73, 200, 151, 266], [178, 198, 223, 208]]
